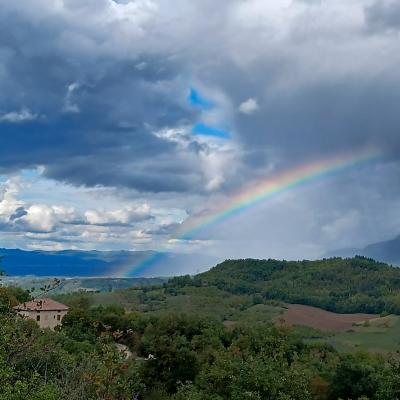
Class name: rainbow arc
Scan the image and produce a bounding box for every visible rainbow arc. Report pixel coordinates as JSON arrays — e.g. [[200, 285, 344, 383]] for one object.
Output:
[[114, 148, 381, 277]]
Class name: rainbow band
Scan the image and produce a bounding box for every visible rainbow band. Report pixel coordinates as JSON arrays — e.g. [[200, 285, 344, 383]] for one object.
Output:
[[115, 148, 381, 277]]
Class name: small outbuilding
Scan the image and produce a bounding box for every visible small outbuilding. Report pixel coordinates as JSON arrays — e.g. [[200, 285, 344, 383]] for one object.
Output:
[[14, 298, 69, 329]]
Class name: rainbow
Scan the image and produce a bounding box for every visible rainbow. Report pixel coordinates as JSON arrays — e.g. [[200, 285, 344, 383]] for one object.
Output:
[[115, 148, 381, 277]]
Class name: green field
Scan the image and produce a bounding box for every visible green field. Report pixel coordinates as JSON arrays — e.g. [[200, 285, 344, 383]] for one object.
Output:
[[326, 315, 400, 353]]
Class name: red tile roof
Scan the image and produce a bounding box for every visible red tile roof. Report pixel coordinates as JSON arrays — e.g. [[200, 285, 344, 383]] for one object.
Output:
[[14, 298, 69, 311]]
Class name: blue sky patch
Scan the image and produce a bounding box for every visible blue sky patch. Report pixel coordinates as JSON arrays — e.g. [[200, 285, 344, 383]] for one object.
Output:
[[188, 88, 214, 110], [21, 168, 41, 181], [192, 123, 230, 139]]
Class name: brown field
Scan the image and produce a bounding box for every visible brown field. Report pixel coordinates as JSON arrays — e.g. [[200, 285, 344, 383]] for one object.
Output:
[[282, 304, 378, 332]]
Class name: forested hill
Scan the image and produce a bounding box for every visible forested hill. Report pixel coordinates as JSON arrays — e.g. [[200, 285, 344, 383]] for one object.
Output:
[[185, 256, 400, 314]]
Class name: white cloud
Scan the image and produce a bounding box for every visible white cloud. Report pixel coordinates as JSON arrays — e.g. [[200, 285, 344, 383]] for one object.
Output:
[[153, 126, 241, 191], [84, 204, 152, 225], [21, 204, 79, 233], [22, 205, 57, 232], [26, 242, 72, 251], [62, 82, 80, 113], [238, 98, 259, 114], [0, 177, 24, 220], [0, 108, 38, 123], [0, 174, 177, 249]]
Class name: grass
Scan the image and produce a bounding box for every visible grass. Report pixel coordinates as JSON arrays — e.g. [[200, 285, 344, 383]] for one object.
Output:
[[286, 313, 400, 354], [234, 303, 285, 324], [327, 315, 400, 353]]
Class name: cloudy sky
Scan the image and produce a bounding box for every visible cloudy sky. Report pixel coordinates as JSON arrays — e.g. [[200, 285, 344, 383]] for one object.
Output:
[[1, 0, 400, 273]]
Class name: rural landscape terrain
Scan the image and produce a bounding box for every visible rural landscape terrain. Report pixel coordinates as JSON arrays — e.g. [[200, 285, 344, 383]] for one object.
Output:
[[2, 256, 400, 399]]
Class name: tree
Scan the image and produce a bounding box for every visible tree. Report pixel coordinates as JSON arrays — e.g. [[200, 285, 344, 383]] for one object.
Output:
[[375, 358, 400, 400], [329, 352, 384, 400]]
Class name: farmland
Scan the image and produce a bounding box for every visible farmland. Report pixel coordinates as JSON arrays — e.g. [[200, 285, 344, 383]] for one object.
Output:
[[282, 304, 378, 332]]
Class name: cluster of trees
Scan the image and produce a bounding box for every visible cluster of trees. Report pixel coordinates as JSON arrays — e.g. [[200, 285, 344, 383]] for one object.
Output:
[[1, 284, 400, 400], [190, 256, 400, 314]]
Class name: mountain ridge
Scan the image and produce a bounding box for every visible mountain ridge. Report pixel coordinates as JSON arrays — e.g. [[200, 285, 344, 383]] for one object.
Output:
[[0, 248, 215, 277], [325, 234, 400, 265]]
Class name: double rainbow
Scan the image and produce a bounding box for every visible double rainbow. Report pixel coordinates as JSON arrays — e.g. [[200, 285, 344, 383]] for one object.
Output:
[[114, 148, 381, 277]]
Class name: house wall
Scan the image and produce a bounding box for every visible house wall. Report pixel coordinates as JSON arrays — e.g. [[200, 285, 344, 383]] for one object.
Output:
[[18, 309, 68, 329]]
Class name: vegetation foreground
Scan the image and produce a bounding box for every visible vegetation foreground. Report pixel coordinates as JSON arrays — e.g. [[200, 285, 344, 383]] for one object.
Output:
[[2, 256, 400, 399]]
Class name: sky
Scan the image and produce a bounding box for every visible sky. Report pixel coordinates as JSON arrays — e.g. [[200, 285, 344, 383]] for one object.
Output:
[[1, 0, 400, 275]]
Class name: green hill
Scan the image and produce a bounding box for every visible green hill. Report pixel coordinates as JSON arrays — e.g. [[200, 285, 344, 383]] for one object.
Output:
[[194, 256, 400, 314]]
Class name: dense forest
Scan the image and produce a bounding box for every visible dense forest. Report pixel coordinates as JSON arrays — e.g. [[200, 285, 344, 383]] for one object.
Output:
[[3, 256, 400, 399]]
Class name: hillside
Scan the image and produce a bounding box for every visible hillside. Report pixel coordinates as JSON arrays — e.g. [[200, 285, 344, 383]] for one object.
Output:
[[195, 257, 400, 314], [53, 257, 400, 316], [54, 256, 400, 319]]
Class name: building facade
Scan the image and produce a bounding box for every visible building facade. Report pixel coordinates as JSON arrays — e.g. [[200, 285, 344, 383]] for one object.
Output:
[[14, 298, 69, 329]]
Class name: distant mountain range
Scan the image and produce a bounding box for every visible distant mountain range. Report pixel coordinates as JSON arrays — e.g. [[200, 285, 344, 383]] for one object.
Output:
[[325, 235, 400, 266], [0, 248, 216, 277]]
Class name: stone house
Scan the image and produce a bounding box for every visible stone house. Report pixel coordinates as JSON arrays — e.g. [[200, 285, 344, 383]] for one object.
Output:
[[14, 298, 69, 329]]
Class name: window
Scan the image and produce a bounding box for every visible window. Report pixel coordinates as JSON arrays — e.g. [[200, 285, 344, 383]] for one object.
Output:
[[57, 315, 61, 321], [36, 315, 40, 322]]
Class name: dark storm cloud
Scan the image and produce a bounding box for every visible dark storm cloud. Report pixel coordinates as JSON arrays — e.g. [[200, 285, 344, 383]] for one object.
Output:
[[234, 78, 400, 165], [0, 0, 399, 195], [365, 0, 400, 32], [0, 1, 207, 193], [9, 207, 28, 221], [0, 56, 201, 192]]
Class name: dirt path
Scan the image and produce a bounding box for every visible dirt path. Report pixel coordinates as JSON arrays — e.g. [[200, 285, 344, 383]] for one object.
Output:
[[115, 343, 133, 359]]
